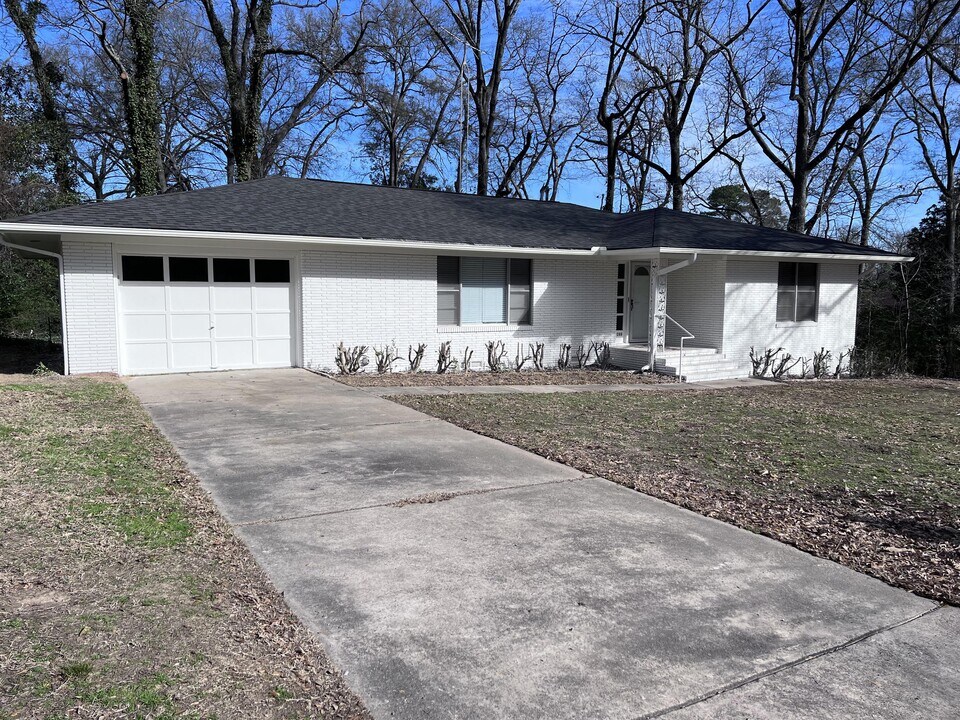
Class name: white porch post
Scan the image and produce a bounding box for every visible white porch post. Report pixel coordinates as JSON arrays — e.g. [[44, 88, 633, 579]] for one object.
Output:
[[648, 257, 666, 369], [647, 258, 667, 370]]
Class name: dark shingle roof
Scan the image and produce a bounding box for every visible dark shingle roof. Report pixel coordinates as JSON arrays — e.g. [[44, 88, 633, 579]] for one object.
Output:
[[9, 176, 899, 257]]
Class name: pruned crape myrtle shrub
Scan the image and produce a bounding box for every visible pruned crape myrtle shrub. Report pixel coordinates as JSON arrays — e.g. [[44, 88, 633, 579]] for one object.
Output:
[[557, 343, 572, 371], [374, 345, 401, 374], [436, 341, 456, 374], [513, 343, 531, 372], [460, 346, 473, 373], [408, 343, 427, 373], [529, 342, 545, 371], [335, 343, 368, 375], [485, 340, 507, 372]]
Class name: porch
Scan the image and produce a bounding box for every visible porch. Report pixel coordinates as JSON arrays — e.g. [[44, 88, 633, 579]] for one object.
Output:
[[609, 344, 749, 383], [608, 252, 749, 382]]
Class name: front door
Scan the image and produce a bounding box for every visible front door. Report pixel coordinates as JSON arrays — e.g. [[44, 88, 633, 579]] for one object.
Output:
[[630, 265, 650, 343]]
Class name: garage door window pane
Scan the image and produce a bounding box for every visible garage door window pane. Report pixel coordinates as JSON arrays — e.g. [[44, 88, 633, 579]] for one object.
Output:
[[169, 257, 209, 282], [122, 255, 163, 282], [213, 258, 250, 282], [254, 259, 290, 283]]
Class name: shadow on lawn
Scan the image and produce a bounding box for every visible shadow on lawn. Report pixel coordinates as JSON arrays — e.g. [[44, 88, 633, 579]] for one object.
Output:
[[0, 338, 65, 375]]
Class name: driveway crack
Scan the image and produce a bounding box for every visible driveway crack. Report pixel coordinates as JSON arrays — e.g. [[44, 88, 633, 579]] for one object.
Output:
[[234, 474, 595, 527], [633, 603, 946, 719]]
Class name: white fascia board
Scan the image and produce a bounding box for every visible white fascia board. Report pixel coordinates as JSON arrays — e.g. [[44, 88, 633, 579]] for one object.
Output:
[[602, 245, 912, 263], [0, 222, 598, 257]]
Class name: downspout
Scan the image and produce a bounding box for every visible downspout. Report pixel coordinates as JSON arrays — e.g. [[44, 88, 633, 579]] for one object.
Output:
[[0, 235, 70, 375]]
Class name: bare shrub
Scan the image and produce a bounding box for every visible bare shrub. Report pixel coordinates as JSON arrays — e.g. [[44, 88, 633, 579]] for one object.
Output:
[[374, 345, 401, 374], [770, 352, 800, 379], [513, 343, 531, 372], [335, 343, 368, 375], [749, 346, 784, 377], [408, 343, 427, 372], [461, 346, 473, 373], [557, 343, 571, 370], [812, 347, 833, 378], [833, 348, 852, 378], [576, 344, 589, 369], [437, 341, 456, 374], [529, 342, 545, 371], [486, 340, 507, 372], [591, 341, 612, 370]]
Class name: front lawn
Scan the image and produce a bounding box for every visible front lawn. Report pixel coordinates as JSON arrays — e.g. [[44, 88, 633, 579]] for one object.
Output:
[[0, 376, 368, 719], [395, 379, 960, 605]]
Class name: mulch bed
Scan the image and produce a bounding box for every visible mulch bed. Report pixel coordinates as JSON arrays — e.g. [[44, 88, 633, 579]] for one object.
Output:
[[0, 376, 369, 719], [332, 368, 671, 387], [394, 379, 960, 606]]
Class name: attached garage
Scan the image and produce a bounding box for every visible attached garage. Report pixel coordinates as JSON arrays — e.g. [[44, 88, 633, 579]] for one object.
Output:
[[117, 253, 295, 375]]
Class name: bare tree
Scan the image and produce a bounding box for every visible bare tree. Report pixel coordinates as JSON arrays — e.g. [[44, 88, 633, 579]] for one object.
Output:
[[722, 0, 960, 234], [570, 0, 654, 212], [413, 0, 521, 195], [350, 0, 453, 187], [899, 51, 960, 327]]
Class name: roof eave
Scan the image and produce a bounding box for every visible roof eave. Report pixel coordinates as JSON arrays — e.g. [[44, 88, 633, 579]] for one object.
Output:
[[603, 245, 911, 263], [0, 222, 599, 257]]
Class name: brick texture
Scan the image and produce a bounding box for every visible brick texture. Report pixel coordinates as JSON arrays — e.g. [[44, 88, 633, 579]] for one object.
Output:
[[722, 259, 858, 369], [62, 241, 118, 373], [301, 250, 620, 371]]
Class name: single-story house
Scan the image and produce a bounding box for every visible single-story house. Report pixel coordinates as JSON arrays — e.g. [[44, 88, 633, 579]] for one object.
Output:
[[0, 176, 908, 381]]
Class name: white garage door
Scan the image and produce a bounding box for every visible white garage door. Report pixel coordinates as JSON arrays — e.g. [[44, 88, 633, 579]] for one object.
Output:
[[118, 254, 294, 374]]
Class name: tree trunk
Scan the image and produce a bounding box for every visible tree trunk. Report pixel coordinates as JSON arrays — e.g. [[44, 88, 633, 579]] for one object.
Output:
[[603, 120, 616, 213], [4, 0, 74, 195], [122, 0, 163, 195]]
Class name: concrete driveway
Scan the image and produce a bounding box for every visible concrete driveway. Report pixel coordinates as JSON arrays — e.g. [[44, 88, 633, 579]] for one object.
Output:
[[129, 369, 958, 720]]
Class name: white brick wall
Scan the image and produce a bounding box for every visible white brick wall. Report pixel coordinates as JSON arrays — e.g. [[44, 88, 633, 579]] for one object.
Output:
[[301, 249, 619, 371], [664, 256, 726, 349], [722, 259, 858, 369], [62, 241, 118, 374]]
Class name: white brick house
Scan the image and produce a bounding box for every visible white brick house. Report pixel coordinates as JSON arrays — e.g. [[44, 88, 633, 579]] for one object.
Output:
[[0, 177, 908, 381]]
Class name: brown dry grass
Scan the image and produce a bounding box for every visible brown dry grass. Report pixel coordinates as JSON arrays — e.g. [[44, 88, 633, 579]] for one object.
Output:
[[0, 375, 369, 719], [333, 367, 669, 387], [395, 378, 960, 605]]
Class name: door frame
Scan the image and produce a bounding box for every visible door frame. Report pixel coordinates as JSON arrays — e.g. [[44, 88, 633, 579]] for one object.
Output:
[[627, 261, 651, 345], [112, 243, 302, 375]]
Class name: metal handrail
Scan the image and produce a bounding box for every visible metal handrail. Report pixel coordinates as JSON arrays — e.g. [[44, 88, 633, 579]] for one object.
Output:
[[664, 313, 695, 382]]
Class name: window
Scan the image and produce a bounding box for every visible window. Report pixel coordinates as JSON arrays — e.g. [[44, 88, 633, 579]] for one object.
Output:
[[169, 257, 208, 282], [121, 255, 163, 282], [777, 262, 819, 322], [213, 258, 251, 283], [254, 259, 290, 283], [437, 256, 532, 325], [509, 259, 532, 324]]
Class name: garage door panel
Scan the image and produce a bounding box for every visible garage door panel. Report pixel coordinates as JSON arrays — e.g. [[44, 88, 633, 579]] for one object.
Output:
[[122, 314, 167, 342], [126, 343, 168, 373], [256, 338, 293, 365], [213, 286, 253, 312], [169, 285, 211, 312], [170, 314, 212, 341], [254, 285, 291, 311], [119, 254, 294, 374], [255, 312, 291, 338], [171, 341, 214, 369], [122, 285, 166, 312], [213, 314, 253, 339], [216, 340, 255, 367]]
